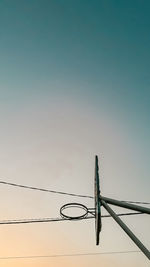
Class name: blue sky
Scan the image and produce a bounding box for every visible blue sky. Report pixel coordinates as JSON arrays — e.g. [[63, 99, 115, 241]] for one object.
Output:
[[1, 0, 150, 136], [0, 1, 150, 266]]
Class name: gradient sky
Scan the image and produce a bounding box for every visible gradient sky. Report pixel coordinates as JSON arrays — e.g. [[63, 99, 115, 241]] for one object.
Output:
[[0, 1, 150, 266]]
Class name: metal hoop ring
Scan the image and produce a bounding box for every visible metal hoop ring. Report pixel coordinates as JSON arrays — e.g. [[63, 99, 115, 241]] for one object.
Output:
[[60, 203, 88, 220]]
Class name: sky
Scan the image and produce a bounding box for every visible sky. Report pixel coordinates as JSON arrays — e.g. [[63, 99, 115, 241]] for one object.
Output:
[[0, 0, 150, 266]]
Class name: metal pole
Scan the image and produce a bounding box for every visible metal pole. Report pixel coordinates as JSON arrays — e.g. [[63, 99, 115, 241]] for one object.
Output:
[[101, 200, 150, 260], [101, 196, 150, 214]]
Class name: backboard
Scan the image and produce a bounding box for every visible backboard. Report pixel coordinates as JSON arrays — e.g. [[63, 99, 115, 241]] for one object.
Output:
[[94, 155, 102, 245]]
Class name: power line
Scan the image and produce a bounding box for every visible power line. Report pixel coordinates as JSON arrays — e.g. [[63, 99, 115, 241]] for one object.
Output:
[[102, 212, 143, 217], [0, 217, 66, 225], [0, 212, 142, 225], [0, 180, 93, 199], [0, 180, 149, 205], [0, 250, 141, 260]]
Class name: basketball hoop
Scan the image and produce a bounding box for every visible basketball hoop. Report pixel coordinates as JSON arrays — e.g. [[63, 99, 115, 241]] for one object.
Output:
[[60, 203, 88, 220]]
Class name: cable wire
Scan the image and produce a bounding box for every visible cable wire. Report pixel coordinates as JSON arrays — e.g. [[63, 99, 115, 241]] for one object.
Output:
[[0, 250, 141, 260], [0, 180, 93, 199], [0, 217, 66, 225], [0, 212, 142, 225], [0, 180, 150, 204]]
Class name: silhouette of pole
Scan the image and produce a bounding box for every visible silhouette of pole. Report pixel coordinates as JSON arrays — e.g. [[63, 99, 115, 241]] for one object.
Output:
[[101, 196, 150, 214], [101, 200, 150, 260]]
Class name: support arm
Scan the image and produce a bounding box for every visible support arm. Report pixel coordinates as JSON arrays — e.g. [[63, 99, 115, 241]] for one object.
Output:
[[101, 196, 150, 214], [101, 200, 150, 260]]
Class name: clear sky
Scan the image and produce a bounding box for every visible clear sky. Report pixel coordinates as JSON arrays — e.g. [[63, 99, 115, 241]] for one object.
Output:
[[0, 0, 150, 266]]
